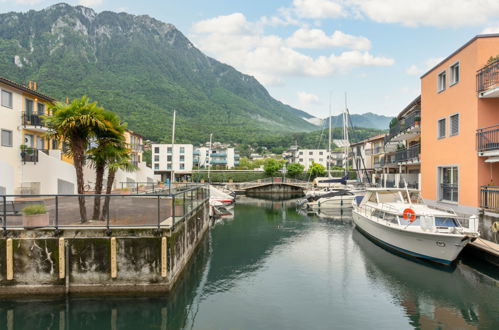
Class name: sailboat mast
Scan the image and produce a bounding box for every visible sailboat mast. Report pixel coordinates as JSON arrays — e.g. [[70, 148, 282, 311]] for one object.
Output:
[[343, 94, 349, 174], [208, 133, 213, 183], [171, 110, 176, 184], [328, 92, 332, 178]]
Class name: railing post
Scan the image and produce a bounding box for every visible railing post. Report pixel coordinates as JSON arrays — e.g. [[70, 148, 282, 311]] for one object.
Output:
[[172, 195, 176, 231], [157, 195, 161, 230], [106, 196, 111, 234], [2, 196, 6, 233], [55, 195, 59, 231]]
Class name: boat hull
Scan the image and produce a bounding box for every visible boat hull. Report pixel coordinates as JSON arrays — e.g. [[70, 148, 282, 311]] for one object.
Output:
[[352, 210, 470, 265], [307, 195, 355, 209]]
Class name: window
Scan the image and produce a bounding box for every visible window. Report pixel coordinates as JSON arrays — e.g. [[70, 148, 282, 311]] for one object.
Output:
[[450, 114, 459, 136], [167, 155, 172, 162], [154, 147, 159, 154], [319, 151, 323, 155], [1, 129, 12, 147], [167, 164, 172, 170], [37, 103, 45, 116], [450, 62, 459, 85], [180, 147, 185, 154], [299, 151, 303, 155], [309, 151, 313, 155], [167, 147, 172, 153], [180, 163, 185, 170], [319, 158, 323, 162], [180, 155, 185, 161], [438, 118, 446, 138], [438, 71, 446, 92], [299, 158, 303, 162], [440, 166, 458, 202], [1, 90, 12, 108], [154, 163, 159, 170], [36, 136, 44, 149], [25, 99, 34, 115], [154, 155, 159, 161]]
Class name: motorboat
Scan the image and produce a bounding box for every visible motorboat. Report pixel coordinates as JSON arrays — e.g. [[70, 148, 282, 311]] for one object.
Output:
[[352, 188, 479, 265], [209, 185, 235, 206], [302, 188, 355, 210]]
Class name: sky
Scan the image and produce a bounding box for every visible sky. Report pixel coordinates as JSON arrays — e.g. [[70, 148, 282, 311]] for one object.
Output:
[[1, 0, 499, 119]]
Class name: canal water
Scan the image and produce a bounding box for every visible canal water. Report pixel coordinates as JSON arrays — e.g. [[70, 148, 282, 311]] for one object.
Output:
[[1, 196, 499, 329]]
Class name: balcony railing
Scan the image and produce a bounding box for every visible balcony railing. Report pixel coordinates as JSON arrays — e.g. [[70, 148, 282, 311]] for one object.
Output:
[[481, 185, 499, 212], [374, 146, 384, 155], [21, 148, 38, 163], [388, 111, 420, 139], [477, 125, 499, 152], [23, 113, 45, 127], [477, 59, 499, 93], [395, 143, 420, 163]]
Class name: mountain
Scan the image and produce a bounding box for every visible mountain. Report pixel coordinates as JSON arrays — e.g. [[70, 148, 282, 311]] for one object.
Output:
[[323, 112, 393, 130], [0, 3, 318, 143]]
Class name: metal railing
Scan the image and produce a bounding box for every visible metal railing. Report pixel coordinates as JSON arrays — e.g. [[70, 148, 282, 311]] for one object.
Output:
[[0, 185, 209, 232], [477, 59, 499, 93], [119, 181, 200, 194], [477, 125, 499, 152], [395, 143, 420, 163], [21, 148, 38, 163], [388, 111, 421, 139], [480, 185, 499, 212], [23, 113, 45, 127]]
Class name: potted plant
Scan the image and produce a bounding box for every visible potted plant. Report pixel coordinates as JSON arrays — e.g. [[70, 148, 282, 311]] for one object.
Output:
[[22, 204, 49, 227], [414, 116, 421, 126]]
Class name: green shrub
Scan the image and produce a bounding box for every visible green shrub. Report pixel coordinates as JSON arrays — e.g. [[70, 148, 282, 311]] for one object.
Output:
[[22, 204, 47, 215]]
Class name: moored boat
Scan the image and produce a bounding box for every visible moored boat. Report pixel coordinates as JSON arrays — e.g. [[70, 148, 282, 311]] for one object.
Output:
[[352, 188, 479, 265]]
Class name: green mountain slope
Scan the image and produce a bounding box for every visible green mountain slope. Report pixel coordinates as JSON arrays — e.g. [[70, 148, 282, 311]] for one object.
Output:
[[0, 3, 318, 143], [324, 112, 393, 130]]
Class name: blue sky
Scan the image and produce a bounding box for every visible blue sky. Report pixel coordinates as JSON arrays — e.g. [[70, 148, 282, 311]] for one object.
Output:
[[2, 0, 499, 119]]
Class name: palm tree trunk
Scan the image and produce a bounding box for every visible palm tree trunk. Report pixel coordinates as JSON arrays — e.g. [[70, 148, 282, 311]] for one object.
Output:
[[101, 168, 116, 221], [72, 140, 87, 223], [92, 162, 105, 220]]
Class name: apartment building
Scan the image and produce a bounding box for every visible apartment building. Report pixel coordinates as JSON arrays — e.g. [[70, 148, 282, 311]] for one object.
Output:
[[152, 144, 194, 181], [293, 149, 328, 171], [420, 34, 499, 216], [193, 146, 240, 169], [0, 77, 77, 195], [382, 96, 421, 189]]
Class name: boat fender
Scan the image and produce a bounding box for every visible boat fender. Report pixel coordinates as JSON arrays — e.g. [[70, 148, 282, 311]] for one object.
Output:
[[402, 208, 417, 222], [492, 221, 499, 233]]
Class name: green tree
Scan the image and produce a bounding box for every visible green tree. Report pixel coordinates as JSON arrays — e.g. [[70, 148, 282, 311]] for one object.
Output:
[[88, 110, 127, 220], [45, 96, 107, 222], [286, 163, 305, 178], [307, 162, 326, 179], [143, 149, 152, 167], [264, 158, 284, 177]]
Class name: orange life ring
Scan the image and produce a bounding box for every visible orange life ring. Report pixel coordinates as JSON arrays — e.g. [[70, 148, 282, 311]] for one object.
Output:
[[402, 208, 417, 222]]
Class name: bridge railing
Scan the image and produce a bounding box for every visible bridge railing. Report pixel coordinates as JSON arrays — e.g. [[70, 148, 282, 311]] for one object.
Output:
[[234, 177, 312, 190]]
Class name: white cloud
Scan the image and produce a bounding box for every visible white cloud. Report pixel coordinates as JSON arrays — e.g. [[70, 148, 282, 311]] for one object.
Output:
[[349, 0, 499, 27], [482, 26, 499, 34], [293, 0, 346, 19], [298, 91, 321, 106], [79, 0, 104, 7], [4, 0, 43, 4], [406, 57, 444, 76], [190, 13, 393, 86], [287, 28, 371, 50]]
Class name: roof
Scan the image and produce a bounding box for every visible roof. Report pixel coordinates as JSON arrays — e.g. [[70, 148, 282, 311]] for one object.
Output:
[[420, 34, 499, 79], [397, 95, 421, 120], [0, 76, 56, 102], [366, 133, 387, 142]]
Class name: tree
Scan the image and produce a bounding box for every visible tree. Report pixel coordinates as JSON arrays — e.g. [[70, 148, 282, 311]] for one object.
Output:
[[286, 163, 304, 178], [88, 110, 127, 220], [101, 147, 138, 221], [264, 158, 284, 177], [307, 162, 326, 179], [45, 96, 107, 222]]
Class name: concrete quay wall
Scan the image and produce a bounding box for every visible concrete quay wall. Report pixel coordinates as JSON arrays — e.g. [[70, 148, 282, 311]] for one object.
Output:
[[0, 201, 210, 296]]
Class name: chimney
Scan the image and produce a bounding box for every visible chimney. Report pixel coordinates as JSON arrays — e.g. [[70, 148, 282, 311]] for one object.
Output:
[[33, 82, 37, 91], [65, 97, 69, 104], [28, 81, 32, 89]]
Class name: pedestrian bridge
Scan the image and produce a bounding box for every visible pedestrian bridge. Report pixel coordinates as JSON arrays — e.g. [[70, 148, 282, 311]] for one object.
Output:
[[227, 178, 312, 194]]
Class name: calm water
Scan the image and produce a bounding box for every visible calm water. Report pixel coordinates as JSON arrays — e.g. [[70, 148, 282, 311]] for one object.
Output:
[[1, 196, 499, 329]]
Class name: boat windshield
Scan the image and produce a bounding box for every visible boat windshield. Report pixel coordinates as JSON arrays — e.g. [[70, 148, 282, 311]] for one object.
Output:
[[399, 216, 421, 226], [377, 191, 404, 203], [435, 217, 459, 227]]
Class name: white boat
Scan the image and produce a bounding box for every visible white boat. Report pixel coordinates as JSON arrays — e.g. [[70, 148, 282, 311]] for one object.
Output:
[[304, 189, 355, 210], [352, 188, 479, 265], [209, 185, 235, 206]]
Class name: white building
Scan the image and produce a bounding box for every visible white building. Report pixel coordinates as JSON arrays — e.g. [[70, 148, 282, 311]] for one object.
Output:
[[194, 146, 240, 169], [293, 149, 328, 170], [152, 144, 194, 181], [0, 78, 77, 195]]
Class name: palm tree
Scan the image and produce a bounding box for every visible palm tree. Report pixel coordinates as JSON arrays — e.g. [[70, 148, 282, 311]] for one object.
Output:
[[45, 96, 106, 222], [88, 110, 126, 220], [100, 147, 138, 221]]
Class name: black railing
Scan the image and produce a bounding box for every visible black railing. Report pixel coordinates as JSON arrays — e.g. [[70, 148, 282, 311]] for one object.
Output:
[[23, 113, 45, 127], [0, 185, 209, 232], [21, 148, 38, 163], [395, 143, 420, 163], [477, 59, 499, 93], [389, 111, 421, 139], [481, 185, 499, 212], [441, 183, 458, 202], [477, 125, 499, 152], [119, 181, 198, 195]]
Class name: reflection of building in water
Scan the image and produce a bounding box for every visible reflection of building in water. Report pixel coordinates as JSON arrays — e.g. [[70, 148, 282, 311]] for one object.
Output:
[[352, 229, 499, 329]]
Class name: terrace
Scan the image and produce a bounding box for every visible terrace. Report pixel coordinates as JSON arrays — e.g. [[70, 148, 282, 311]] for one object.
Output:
[[477, 124, 499, 161], [477, 59, 499, 98]]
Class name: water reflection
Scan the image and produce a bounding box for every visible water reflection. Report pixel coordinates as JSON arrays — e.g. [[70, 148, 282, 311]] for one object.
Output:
[[353, 229, 499, 329]]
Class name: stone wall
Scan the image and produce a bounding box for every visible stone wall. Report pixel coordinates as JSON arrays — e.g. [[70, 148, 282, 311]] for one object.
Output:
[[0, 201, 210, 296]]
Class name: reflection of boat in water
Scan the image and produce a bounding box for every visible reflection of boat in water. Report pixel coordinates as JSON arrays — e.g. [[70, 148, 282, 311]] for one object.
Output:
[[352, 229, 499, 329], [299, 207, 353, 223], [352, 188, 479, 265], [209, 185, 235, 205]]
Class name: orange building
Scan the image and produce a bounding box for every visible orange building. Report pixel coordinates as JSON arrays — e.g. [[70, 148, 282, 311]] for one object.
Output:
[[420, 34, 499, 216]]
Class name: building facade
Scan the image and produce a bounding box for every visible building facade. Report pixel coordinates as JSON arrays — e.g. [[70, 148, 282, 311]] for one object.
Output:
[[193, 146, 240, 169], [293, 149, 328, 171], [420, 34, 499, 214], [152, 144, 194, 181]]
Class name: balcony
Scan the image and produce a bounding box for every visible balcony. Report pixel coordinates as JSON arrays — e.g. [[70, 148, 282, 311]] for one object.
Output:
[[23, 113, 48, 132], [481, 186, 499, 212], [373, 146, 384, 155], [211, 152, 227, 157], [374, 157, 385, 168], [477, 59, 499, 98], [21, 148, 39, 163], [210, 159, 227, 165], [387, 111, 421, 142], [477, 125, 499, 160], [394, 143, 420, 164]]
